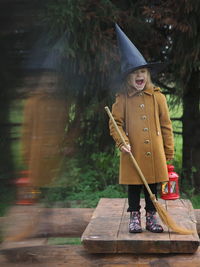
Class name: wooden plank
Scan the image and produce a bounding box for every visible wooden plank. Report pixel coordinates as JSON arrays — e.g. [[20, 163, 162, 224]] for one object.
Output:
[[0, 238, 47, 251], [1, 245, 200, 266], [81, 198, 126, 253], [37, 207, 94, 237], [82, 198, 199, 254], [1, 207, 200, 238], [1, 206, 200, 242], [166, 199, 199, 253], [195, 209, 200, 233], [2, 206, 94, 241]]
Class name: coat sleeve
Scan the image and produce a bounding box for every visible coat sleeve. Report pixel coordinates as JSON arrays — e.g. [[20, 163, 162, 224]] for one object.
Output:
[[156, 92, 174, 159], [109, 93, 130, 148]]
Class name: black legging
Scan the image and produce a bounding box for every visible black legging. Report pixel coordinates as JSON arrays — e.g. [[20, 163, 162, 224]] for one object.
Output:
[[127, 183, 158, 212]]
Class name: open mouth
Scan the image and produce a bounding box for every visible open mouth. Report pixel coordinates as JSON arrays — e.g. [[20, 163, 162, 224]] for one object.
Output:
[[135, 78, 144, 85]]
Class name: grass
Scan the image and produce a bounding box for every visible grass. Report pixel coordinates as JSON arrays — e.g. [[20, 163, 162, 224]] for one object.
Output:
[[190, 195, 200, 209], [47, 237, 81, 245], [168, 98, 182, 162]]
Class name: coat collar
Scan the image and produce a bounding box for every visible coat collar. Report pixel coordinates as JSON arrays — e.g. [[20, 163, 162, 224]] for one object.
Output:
[[127, 86, 160, 97]]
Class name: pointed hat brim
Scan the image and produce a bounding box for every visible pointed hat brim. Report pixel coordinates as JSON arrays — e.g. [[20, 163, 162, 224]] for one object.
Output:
[[123, 62, 167, 77]]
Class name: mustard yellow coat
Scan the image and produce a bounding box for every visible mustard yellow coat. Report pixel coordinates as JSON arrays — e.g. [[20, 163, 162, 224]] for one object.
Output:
[[109, 86, 174, 185], [22, 93, 67, 187]]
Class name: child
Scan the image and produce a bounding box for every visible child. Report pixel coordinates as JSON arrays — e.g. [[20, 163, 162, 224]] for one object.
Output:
[[109, 24, 174, 233]]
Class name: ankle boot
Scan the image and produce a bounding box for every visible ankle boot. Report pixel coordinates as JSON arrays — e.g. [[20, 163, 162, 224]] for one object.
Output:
[[146, 211, 163, 233], [129, 211, 142, 233]]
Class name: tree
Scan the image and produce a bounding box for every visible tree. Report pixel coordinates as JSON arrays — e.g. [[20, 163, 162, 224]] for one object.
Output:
[[43, 0, 166, 156], [142, 0, 200, 192]]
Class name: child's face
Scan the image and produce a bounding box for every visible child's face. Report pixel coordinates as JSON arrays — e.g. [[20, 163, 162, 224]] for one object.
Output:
[[127, 68, 148, 91]]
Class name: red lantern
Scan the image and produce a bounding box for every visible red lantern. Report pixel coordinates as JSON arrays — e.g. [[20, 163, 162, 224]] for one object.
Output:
[[161, 165, 180, 200], [15, 170, 40, 205]]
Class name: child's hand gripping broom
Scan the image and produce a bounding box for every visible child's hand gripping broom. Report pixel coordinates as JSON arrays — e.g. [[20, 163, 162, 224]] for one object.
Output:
[[105, 106, 193, 235]]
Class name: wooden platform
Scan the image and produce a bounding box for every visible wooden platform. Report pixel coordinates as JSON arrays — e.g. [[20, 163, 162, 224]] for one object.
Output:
[[81, 198, 199, 254], [1, 245, 200, 266]]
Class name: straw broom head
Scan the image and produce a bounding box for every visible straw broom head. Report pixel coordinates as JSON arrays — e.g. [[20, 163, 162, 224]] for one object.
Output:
[[150, 195, 194, 235]]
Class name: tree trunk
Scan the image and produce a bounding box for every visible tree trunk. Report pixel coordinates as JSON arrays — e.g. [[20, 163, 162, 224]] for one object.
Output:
[[182, 70, 200, 193]]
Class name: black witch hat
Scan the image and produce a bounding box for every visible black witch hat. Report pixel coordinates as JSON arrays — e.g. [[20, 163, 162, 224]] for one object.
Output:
[[115, 24, 166, 77]]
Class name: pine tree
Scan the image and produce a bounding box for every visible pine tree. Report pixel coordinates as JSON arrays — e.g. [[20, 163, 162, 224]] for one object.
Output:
[[143, 0, 200, 192]]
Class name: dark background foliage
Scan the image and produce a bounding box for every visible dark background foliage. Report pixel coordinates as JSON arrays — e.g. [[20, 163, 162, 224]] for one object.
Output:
[[0, 0, 200, 213]]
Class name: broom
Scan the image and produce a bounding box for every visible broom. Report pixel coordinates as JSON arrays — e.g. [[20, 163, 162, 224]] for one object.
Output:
[[105, 106, 194, 235]]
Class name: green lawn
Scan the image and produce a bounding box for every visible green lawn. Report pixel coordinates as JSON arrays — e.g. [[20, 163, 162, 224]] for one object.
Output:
[[48, 237, 81, 245]]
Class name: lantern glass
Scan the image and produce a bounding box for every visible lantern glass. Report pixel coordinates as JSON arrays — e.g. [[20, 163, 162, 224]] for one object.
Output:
[[170, 181, 176, 193], [162, 182, 168, 194], [162, 181, 177, 194]]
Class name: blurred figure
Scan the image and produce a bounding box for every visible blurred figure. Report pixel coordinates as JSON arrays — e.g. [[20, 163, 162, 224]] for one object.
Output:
[[22, 71, 67, 188], [3, 71, 68, 243]]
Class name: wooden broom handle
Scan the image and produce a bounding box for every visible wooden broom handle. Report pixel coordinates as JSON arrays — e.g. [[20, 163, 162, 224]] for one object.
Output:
[[105, 106, 154, 198]]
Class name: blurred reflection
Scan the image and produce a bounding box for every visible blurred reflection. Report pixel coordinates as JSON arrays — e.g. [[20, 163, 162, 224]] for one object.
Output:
[[2, 71, 68, 244], [22, 71, 67, 188]]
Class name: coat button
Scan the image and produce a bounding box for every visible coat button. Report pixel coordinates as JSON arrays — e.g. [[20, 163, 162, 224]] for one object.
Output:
[[141, 115, 147, 120], [143, 128, 148, 132], [144, 139, 150, 144], [139, 104, 145, 108], [146, 152, 151, 156]]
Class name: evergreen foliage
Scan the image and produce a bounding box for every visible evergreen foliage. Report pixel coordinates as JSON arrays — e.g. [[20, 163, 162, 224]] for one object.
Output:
[[142, 0, 200, 192]]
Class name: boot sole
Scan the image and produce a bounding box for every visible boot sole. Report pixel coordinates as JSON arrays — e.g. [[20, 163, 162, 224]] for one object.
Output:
[[146, 226, 163, 233], [129, 229, 143, 233]]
